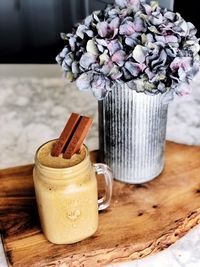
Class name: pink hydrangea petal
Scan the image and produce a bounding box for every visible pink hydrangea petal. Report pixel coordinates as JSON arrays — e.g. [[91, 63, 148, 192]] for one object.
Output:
[[174, 83, 192, 96], [109, 17, 120, 30], [170, 57, 192, 72], [76, 25, 87, 39], [107, 40, 122, 55], [80, 53, 96, 69], [165, 35, 178, 43], [84, 15, 92, 27], [119, 21, 135, 35], [125, 61, 143, 76], [165, 11, 176, 21], [96, 38, 108, 47], [109, 65, 122, 79], [134, 17, 145, 32], [76, 73, 91, 91], [69, 37, 76, 51], [91, 74, 111, 100], [143, 4, 152, 15], [112, 50, 126, 64], [97, 21, 108, 37], [101, 61, 113, 75], [116, 0, 142, 10]]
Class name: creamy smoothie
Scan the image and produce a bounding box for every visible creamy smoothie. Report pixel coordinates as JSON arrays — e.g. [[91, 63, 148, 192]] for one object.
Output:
[[33, 140, 98, 244], [37, 140, 86, 168]]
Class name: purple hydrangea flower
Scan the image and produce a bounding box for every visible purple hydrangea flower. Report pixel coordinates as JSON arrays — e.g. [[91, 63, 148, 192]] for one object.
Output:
[[56, 0, 200, 100]]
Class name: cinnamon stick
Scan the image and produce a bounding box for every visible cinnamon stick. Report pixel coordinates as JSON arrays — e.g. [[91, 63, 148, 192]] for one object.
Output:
[[51, 113, 81, 157], [63, 116, 93, 159]]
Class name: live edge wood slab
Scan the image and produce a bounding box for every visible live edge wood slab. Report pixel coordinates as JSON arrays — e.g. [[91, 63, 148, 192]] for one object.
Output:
[[0, 141, 200, 267]]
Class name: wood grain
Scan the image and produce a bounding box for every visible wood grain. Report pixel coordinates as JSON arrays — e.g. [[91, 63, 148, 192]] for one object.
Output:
[[0, 141, 200, 267]]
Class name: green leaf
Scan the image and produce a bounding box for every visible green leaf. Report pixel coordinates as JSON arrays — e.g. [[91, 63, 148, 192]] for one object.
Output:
[[132, 45, 147, 63], [148, 26, 160, 34], [86, 40, 99, 56], [99, 51, 109, 65], [66, 71, 73, 82]]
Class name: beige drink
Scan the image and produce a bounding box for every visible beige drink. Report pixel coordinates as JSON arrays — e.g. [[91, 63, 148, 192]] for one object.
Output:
[[33, 140, 112, 244]]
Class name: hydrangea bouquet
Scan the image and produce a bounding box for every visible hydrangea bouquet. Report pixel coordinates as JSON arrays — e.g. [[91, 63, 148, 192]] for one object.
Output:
[[56, 0, 200, 101]]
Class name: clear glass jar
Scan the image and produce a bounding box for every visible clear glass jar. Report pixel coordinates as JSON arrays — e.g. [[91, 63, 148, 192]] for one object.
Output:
[[33, 141, 113, 244]]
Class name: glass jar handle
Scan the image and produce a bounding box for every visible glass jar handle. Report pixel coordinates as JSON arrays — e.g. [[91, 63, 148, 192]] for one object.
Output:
[[93, 163, 113, 211]]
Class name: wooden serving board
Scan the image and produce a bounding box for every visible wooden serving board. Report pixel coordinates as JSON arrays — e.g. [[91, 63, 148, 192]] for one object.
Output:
[[0, 141, 200, 267]]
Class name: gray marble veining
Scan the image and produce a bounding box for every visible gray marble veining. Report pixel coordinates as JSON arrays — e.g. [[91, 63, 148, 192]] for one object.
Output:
[[0, 76, 200, 169], [167, 75, 200, 146], [0, 78, 98, 168], [0, 75, 200, 267]]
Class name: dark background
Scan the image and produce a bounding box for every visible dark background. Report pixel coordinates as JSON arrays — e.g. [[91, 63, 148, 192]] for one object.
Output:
[[0, 0, 198, 64], [173, 0, 199, 37]]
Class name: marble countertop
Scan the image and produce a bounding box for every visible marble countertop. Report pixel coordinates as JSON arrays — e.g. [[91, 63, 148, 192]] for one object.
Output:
[[0, 73, 200, 267]]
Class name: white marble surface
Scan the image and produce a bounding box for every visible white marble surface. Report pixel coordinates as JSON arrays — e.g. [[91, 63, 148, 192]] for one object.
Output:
[[0, 78, 99, 168], [0, 74, 200, 267]]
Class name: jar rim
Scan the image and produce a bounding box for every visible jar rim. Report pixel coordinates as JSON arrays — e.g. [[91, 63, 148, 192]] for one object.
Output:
[[34, 139, 90, 173]]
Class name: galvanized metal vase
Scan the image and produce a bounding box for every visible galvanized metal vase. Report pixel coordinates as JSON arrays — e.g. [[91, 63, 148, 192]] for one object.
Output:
[[98, 83, 168, 184]]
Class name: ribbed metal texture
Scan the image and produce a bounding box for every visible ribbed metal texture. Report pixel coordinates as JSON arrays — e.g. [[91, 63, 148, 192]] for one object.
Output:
[[98, 84, 168, 184]]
